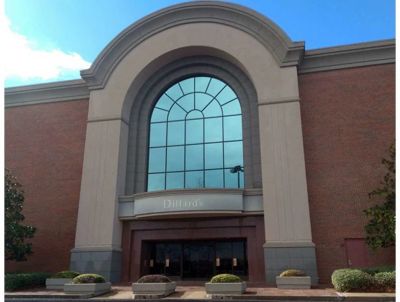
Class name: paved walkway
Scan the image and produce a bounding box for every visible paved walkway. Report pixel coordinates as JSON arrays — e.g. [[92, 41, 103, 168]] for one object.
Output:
[[93, 286, 339, 299], [5, 286, 396, 301]]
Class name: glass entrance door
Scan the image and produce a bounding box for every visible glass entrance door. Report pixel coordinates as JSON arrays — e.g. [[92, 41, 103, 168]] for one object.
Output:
[[182, 242, 214, 279], [143, 239, 247, 280]]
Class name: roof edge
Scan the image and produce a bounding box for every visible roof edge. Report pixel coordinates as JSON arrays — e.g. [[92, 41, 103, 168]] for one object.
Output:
[[80, 1, 304, 90], [299, 39, 395, 74], [5, 79, 89, 108], [4, 39, 395, 107]]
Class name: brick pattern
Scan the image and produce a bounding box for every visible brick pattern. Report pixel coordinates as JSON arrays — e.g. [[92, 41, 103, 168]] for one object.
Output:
[[4, 63, 395, 284], [5, 100, 88, 274], [299, 64, 395, 283]]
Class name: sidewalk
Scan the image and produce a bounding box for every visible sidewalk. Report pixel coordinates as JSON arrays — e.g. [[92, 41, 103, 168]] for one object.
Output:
[[5, 285, 396, 301]]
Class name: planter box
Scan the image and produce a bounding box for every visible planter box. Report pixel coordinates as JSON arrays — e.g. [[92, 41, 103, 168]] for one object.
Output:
[[46, 278, 73, 290], [205, 282, 247, 295], [132, 282, 176, 298], [64, 282, 112, 295], [276, 276, 311, 289]]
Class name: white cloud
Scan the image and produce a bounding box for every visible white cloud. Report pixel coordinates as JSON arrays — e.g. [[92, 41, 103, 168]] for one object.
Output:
[[3, 18, 91, 82]]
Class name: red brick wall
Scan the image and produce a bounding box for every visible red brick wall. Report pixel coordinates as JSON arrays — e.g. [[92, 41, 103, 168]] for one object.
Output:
[[5, 99, 88, 274], [299, 64, 395, 283]]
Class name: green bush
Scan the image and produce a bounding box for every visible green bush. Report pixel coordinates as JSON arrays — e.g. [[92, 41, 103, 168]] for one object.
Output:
[[279, 269, 307, 277], [361, 266, 395, 275], [5, 272, 51, 291], [72, 273, 105, 284], [210, 274, 241, 283], [52, 270, 80, 279], [137, 274, 171, 283], [331, 269, 373, 292], [374, 272, 395, 292]]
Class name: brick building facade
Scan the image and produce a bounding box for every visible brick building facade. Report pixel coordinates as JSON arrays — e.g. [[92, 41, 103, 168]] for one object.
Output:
[[5, 2, 395, 285]]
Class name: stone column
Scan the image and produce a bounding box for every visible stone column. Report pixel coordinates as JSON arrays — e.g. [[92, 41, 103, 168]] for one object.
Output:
[[258, 98, 318, 284], [70, 118, 128, 282]]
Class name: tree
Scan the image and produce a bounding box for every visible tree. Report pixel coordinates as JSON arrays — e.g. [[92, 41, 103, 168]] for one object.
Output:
[[364, 143, 395, 249], [5, 169, 36, 261]]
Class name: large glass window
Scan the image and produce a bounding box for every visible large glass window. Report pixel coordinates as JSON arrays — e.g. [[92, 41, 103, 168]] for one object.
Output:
[[147, 76, 244, 191]]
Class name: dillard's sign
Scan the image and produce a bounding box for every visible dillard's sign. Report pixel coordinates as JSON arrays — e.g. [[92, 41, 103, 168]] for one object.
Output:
[[163, 199, 204, 209], [119, 193, 246, 217]]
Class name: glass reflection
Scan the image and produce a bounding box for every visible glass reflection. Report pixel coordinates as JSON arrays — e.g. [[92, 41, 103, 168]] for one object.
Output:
[[217, 86, 237, 105], [165, 84, 183, 101], [151, 108, 168, 122], [168, 121, 184, 145], [186, 171, 204, 188], [148, 173, 165, 191], [167, 146, 184, 171], [149, 148, 165, 173], [150, 123, 166, 147], [222, 99, 241, 115], [224, 115, 242, 141], [186, 119, 203, 144], [205, 118, 222, 142], [205, 170, 223, 188], [166, 172, 184, 189], [169, 104, 186, 121], [224, 141, 243, 168], [186, 145, 203, 170], [205, 143, 223, 169], [148, 76, 244, 191]]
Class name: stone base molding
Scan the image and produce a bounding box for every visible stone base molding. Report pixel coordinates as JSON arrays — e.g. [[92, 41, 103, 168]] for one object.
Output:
[[70, 248, 121, 283], [263, 242, 318, 285]]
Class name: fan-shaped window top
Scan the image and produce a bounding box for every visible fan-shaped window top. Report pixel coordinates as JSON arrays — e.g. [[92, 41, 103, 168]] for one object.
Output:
[[147, 76, 244, 191]]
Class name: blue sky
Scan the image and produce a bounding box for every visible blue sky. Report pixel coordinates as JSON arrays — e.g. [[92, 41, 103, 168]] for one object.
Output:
[[4, 0, 395, 87]]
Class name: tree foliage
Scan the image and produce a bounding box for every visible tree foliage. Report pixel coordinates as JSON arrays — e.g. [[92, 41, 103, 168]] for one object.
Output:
[[364, 143, 395, 249], [5, 169, 36, 261]]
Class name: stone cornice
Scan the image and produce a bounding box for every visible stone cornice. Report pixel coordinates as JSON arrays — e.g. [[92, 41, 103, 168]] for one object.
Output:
[[299, 39, 395, 74], [5, 79, 89, 108], [80, 1, 305, 90], [4, 40, 395, 107]]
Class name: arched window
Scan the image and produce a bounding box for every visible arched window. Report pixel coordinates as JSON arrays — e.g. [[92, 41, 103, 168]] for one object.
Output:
[[147, 76, 244, 191]]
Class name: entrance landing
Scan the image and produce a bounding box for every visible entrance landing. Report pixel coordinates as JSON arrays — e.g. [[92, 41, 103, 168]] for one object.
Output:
[[5, 286, 395, 301]]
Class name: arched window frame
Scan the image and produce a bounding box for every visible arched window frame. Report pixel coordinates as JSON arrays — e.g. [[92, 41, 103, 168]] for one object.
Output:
[[147, 76, 244, 191]]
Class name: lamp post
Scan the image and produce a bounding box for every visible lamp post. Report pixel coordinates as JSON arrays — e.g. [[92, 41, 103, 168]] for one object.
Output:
[[230, 165, 244, 188]]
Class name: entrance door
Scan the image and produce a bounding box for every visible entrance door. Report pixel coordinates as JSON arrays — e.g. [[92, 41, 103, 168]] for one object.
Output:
[[345, 238, 370, 268], [182, 242, 214, 279], [143, 239, 247, 280]]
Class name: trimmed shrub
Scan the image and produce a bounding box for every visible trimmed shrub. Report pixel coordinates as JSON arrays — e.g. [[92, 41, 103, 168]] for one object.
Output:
[[51, 270, 80, 279], [361, 266, 395, 276], [72, 273, 105, 284], [332, 269, 373, 292], [210, 274, 241, 283], [279, 269, 307, 277], [374, 272, 395, 292], [5, 272, 52, 291], [137, 274, 171, 283]]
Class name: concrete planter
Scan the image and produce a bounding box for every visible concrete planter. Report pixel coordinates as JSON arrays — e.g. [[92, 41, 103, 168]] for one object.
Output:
[[64, 282, 112, 295], [276, 276, 311, 289], [132, 282, 176, 298], [205, 282, 247, 295], [46, 278, 74, 290]]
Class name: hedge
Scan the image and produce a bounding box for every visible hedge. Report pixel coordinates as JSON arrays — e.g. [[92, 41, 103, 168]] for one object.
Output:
[[51, 270, 80, 279], [332, 268, 395, 292], [137, 274, 171, 283], [374, 272, 395, 292], [360, 266, 395, 276], [5, 272, 52, 291], [72, 273, 105, 284], [210, 274, 241, 283], [332, 269, 373, 292]]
